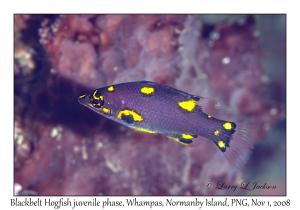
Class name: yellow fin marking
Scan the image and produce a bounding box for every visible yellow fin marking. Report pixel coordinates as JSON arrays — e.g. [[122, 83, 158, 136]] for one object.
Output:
[[117, 110, 143, 122], [214, 130, 219, 136], [107, 86, 114, 92], [141, 87, 155, 95], [223, 122, 232, 130], [102, 107, 110, 114], [178, 100, 196, 112], [133, 127, 155, 134], [79, 94, 86, 99], [167, 136, 193, 147], [181, 134, 194, 139], [218, 140, 226, 148], [207, 115, 212, 119]]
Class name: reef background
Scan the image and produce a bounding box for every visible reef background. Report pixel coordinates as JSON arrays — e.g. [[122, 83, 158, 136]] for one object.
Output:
[[14, 14, 286, 195]]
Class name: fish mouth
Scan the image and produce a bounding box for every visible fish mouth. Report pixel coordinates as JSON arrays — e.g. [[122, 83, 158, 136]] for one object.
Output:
[[78, 95, 99, 111]]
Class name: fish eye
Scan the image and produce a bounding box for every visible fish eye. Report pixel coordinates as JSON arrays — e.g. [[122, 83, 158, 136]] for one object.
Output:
[[90, 90, 105, 108], [92, 99, 99, 104]]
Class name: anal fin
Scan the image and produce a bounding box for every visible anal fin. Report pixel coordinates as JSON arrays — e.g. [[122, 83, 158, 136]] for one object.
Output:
[[167, 136, 194, 147]]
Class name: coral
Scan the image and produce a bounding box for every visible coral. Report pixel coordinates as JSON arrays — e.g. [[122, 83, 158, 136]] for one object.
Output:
[[14, 14, 285, 195]]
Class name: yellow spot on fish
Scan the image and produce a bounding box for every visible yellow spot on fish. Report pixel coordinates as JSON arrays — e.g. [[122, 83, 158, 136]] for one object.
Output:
[[140, 87, 155, 95], [223, 122, 232, 130], [79, 94, 86, 99], [214, 130, 219, 136], [133, 127, 155, 134], [117, 110, 143, 122], [168, 136, 192, 147], [107, 86, 114, 92], [208, 115, 212, 119], [102, 107, 110, 114], [181, 134, 194, 139], [93, 90, 98, 99], [218, 140, 226, 149], [93, 90, 104, 101], [178, 100, 196, 112]]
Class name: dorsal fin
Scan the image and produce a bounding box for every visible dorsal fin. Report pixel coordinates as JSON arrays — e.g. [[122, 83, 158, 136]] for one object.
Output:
[[195, 96, 221, 116]]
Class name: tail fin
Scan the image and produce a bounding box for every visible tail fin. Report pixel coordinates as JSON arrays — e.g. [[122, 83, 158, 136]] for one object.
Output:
[[223, 123, 254, 169], [195, 96, 254, 168]]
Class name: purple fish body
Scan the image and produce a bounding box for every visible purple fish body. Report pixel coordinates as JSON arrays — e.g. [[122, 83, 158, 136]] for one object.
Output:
[[78, 81, 253, 168]]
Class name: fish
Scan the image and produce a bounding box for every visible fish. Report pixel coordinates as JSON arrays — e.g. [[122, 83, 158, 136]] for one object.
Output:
[[78, 81, 253, 168]]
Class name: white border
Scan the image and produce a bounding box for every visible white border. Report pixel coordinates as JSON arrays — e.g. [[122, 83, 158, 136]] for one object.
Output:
[[1, 0, 296, 209]]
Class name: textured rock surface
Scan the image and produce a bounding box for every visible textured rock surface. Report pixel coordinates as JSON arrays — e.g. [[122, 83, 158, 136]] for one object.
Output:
[[14, 14, 286, 195]]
